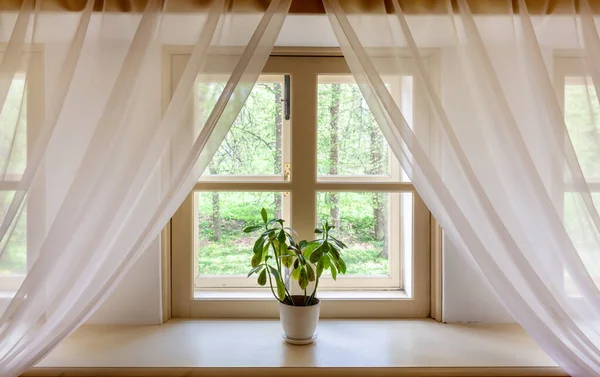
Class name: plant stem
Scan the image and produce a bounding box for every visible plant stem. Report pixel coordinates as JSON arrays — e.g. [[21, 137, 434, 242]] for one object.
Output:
[[308, 277, 319, 306], [266, 266, 284, 304], [270, 240, 295, 305], [306, 231, 326, 306]]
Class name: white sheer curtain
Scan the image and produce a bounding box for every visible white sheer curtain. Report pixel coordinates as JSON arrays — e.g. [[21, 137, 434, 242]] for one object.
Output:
[[0, 0, 290, 375], [324, 0, 600, 375]]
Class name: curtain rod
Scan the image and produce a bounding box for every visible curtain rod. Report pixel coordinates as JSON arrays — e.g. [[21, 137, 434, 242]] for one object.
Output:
[[0, 0, 598, 14]]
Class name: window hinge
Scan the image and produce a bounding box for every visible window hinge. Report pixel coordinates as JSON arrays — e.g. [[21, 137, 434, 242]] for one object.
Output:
[[284, 162, 291, 181]]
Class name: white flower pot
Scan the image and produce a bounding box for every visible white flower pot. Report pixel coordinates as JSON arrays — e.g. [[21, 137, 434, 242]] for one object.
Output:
[[279, 295, 320, 345]]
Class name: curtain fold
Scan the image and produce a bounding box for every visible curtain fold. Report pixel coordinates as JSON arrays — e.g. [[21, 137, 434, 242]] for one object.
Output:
[[324, 0, 600, 375], [0, 0, 290, 375]]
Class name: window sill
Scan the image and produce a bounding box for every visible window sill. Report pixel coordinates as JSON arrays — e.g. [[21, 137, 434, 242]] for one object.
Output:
[[27, 319, 565, 377]]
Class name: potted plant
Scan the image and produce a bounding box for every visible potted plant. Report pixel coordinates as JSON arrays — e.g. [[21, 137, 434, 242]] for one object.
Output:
[[243, 208, 348, 344]]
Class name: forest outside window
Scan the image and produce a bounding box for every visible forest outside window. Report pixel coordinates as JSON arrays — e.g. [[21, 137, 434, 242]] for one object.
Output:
[[170, 54, 431, 318]]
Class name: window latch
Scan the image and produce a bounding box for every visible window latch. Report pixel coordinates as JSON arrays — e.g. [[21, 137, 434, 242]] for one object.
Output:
[[284, 162, 291, 181]]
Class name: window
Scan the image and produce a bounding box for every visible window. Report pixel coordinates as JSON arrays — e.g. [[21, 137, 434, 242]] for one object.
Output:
[[555, 57, 600, 296], [170, 53, 431, 318], [0, 52, 43, 291], [0, 75, 27, 279]]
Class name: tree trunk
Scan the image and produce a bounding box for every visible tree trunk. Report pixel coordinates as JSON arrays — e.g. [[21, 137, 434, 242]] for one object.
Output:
[[208, 162, 222, 241], [274, 83, 283, 218], [329, 84, 341, 228], [195, 83, 222, 241], [367, 100, 388, 257]]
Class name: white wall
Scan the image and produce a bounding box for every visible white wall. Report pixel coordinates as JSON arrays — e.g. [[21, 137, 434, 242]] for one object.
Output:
[[442, 236, 513, 323], [87, 239, 163, 325], [35, 37, 166, 325]]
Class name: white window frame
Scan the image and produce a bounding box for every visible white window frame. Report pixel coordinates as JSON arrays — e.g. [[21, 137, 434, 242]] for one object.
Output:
[[0, 50, 44, 292], [169, 48, 433, 318]]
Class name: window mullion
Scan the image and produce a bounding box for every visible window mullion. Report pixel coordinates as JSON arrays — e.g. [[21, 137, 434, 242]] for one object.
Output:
[[288, 68, 318, 296]]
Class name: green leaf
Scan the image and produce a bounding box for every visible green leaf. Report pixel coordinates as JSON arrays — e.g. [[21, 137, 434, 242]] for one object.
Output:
[[329, 244, 341, 261], [302, 242, 320, 260], [306, 264, 315, 282], [293, 259, 299, 270], [257, 269, 267, 286], [261, 228, 277, 237], [323, 254, 331, 269], [277, 230, 286, 244], [251, 252, 261, 268], [330, 264, 337, 280], [328, 240, 341, 251], [309, 245, 324, 264], [299, 268, 309, 290], [291, 266, 301, 280], [281, 255, 294, 268], [331, 236, 348, 249], [268, 219, 284, 227], [268, 265, 280, 280], [253, 237, 265, 255], [276, 278, 286, 301], [338, 258, 347, 274], [273, 239, 286, 258], [314, 228, 323, 234], [316, 260, 324, 277], [243, 225, 263, 233], [261, 208, 268, 224], [285, 232, 297, 247], [247, 265, 263, 278], [298, 240, 308, 249], [332, 257, 341, 272]]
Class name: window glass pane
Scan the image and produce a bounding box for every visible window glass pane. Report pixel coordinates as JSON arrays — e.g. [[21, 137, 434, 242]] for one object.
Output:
[[196, 191, 286, 280], [0, 74, 26, 179], [316, 192, 402, 277], [563, 77, 600, 296], [563, 192, 600, 295], [317, 75, 408, 181], [0, 191, 26, 275], [565, 77, 600, 180], [199, 76, 285, 177]]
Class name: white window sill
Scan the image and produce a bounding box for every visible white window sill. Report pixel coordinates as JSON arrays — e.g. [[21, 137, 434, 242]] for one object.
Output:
[[27, 319, 565, 376], [194, 290, 408, 300]]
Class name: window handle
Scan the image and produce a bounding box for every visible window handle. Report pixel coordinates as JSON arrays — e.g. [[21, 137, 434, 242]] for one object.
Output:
[[284, 162, 291, 181]]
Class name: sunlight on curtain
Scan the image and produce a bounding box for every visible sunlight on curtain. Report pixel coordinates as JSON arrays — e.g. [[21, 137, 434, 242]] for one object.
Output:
[[323, 0, 600, 375], [0, 0, 290, 375]]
